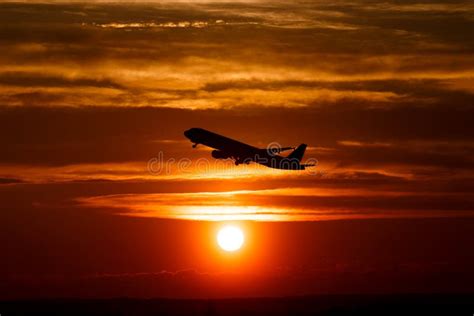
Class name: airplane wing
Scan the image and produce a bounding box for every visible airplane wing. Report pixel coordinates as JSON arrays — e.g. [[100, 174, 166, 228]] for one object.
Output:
[[184, 128, 258, 159]]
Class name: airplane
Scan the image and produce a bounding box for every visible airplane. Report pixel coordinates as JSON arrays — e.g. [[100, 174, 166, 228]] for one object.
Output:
[[184, 128, 315, 170]]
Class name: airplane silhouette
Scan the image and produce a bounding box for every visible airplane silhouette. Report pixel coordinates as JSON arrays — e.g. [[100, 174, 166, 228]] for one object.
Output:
[[184, 128, 315, 170]]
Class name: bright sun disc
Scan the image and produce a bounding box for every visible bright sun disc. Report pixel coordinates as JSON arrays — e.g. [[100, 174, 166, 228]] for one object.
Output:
[[217, 225, 244, 252]]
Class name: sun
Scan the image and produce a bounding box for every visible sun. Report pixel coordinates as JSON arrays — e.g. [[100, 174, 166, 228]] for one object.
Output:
[[217, 225, 244, 252]]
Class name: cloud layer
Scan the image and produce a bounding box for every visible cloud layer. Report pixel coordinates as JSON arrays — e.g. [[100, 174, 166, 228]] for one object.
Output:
[[0, 1, 473, 108]]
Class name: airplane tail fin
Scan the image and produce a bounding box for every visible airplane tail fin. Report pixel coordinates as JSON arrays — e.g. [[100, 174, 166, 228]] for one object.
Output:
[[287, 144, 306, 162]]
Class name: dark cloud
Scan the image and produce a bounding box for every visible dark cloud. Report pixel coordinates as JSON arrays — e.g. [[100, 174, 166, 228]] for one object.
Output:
[[0, 177, 22, 184], [0, 72, 123, 89], [3, 261, 474, 299]]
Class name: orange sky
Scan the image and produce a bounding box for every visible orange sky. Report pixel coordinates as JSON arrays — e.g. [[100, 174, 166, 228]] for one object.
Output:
[[1, 0, 474, 299]]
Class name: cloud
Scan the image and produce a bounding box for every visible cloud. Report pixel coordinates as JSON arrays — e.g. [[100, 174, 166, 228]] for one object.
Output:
[[0, 177, 22, 184], [0, 71, 123, 89], [3, 261, 474, 299], [0, 2, 473, 109], [76, 184, 474, 221]]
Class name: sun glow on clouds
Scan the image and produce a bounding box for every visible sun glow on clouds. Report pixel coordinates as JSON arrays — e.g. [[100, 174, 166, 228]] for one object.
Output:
[[94, 21, 216, 29], [0, 160, 312, 183], [77, 188, 474, 222]]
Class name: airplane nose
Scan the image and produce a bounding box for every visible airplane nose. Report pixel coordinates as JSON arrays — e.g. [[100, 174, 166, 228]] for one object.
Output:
[[184, 129, 192, 139]]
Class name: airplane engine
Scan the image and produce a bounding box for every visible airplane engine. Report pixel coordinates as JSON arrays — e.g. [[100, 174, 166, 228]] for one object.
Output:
[[211, 150, 231, 159]]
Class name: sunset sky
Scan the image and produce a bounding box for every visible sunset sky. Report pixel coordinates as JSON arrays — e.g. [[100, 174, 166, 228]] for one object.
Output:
[[1, 0, 474, 299]]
